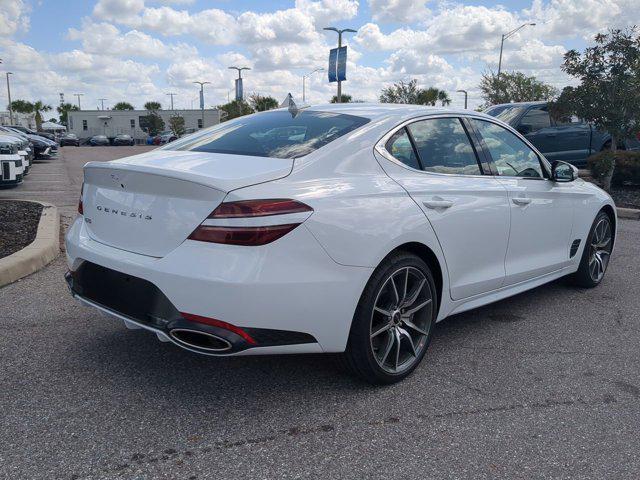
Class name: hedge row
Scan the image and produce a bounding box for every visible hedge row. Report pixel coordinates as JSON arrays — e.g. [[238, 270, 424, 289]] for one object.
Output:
[[587, 150, 640, 187]]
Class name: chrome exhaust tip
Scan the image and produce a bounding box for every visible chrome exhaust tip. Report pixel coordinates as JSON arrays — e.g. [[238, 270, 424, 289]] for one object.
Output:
[[169, 328, 232, 353]]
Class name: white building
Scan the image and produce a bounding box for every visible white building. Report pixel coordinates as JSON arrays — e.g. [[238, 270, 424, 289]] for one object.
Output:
[[0, 111, 37, 129], [67, 109, 221, 141]]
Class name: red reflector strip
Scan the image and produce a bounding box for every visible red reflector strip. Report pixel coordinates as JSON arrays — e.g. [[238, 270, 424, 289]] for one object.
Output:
[[188, 223, 300, 246], [209, 199, 312, 218], [180, 312, 257, 345]]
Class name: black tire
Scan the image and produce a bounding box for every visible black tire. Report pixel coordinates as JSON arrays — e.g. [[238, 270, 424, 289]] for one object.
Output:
[[570, 211, 613, 288], [340, 252, 437, 384]]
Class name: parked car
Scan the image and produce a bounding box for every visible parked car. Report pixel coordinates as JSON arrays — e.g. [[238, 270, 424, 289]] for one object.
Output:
[[0, 136, 24, 186], [60, 133, 80, 147], [157, 131, 178, 145], [21, 132, 58, 158], [113, 134, 135, 146], [66, 104, 615, 384], [89, 135, 110, 146], [484, 101, 640, 167], [7, 125, 57, 143], [0, 126, 33, 172]]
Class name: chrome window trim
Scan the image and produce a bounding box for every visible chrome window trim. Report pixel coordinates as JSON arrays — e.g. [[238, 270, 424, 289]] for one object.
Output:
[[375, 112, 552, 179]]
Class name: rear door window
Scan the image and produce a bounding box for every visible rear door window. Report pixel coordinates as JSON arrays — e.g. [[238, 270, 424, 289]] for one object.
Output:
[[519, 106, 551, 133], [385, 128, 420, 169], [166, 110, 369, 159], [407, 118, 481, 175]]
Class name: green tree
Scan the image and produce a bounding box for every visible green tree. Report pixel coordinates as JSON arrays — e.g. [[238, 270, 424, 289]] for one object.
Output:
[[248, 94, 279, 112], [379, 79, 420, 104], [218, 100, 254, 121], [480, 71, 558, 107], [56, 102, 79, 126], [168, 114, 186, 136], [416, 87, 451, 106], [113, 101, 135, 111], [330, 94, 352, 103], [143, 101, 162, 111], [141, 102, 164, 135], [557, 27, 640, 191], [9, 99, 34, 115]]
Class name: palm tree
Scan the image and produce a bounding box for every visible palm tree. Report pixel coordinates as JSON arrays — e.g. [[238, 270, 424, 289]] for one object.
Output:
[[31, 101, 52, 131], [113, 102, 135, 111], [437, 90, 451, 106], [57, 102, 79, 126]]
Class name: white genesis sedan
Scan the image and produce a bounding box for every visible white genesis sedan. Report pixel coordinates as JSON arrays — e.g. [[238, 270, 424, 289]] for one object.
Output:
[[65, 104, 616, 384]]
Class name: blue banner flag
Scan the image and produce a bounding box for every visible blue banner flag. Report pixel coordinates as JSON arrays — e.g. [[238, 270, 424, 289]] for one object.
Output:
[[235, 78, 243, 101], [328, 47, 347, 83], [199, 90, 204, 109], [336, 46, 347, 82], [328, 48, 338, 83]]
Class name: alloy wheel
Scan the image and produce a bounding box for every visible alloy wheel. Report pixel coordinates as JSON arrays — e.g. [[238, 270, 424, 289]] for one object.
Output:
[[370, 266, 433, 374], [589, 216, 612, 283]]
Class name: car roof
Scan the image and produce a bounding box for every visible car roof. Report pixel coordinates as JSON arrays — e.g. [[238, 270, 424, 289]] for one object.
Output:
[[486, 101, 547, 109], [279, 103, 494, 123]]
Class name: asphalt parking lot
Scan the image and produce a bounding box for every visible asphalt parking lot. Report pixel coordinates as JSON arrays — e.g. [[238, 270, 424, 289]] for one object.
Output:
[[1, 147, 640, 479]]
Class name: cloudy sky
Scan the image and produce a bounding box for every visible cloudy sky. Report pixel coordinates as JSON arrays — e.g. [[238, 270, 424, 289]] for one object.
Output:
[[0, 0, 637, 114]]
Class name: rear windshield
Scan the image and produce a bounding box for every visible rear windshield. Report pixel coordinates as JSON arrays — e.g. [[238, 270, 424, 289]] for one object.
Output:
[[484, 105, 527, 125], [165, 110, 370, 159]]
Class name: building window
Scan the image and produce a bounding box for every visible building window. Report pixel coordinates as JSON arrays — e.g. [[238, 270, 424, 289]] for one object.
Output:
[[130, 119, 135, 129], [198, 118, 203, 129], [82, 120, 88, 131]]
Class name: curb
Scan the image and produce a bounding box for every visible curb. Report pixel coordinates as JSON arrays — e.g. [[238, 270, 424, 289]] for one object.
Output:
[[617, 207, 640, 220], [0, 200, 60, 288]]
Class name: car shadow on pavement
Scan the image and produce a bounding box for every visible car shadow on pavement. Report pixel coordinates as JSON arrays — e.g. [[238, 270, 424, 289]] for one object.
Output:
[[66, 276, 580, 402]]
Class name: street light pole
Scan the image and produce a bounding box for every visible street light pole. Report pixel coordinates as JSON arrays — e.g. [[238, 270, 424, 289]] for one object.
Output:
[[497, 23, 536, 79], [6, 72, 13, 124], [98, 98, 107, 110], [166, 92, 177, 111], [228, 66, 250, 117], [456, 89, 468, 109], [193, 81, 210, 128], [323, 27, 356, 103], [302, 67, 324, 103], [73, 93, 84, 110]]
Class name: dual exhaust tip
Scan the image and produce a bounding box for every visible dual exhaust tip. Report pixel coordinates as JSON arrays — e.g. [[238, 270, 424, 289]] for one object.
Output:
[[169, 328, 232, 353]]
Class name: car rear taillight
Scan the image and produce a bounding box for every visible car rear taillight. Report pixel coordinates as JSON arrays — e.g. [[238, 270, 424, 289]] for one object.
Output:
[[208, 199, 312, 218], [78, 183, 84, 215], [188, 199, 313, 246]]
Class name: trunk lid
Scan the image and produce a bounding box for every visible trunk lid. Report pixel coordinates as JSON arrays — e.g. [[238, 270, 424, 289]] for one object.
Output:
[[82, 150, 294, 257]]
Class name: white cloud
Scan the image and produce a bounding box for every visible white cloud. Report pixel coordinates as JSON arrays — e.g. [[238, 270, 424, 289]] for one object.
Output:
[[295, 0, 359, 26], [0, 0, 30, 37], [368, 0, 430, 24], [67, 20, 198, 59], [93, 0, 144, 23]]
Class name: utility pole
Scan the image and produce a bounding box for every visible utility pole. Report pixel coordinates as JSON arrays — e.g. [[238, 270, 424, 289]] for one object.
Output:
[[302, 67, 324, 103], [193, 81, 210, 128], [166, 92, 177, 111], [456, 90, 468, 109], [323, 27, 356, 103], [98, 98, 107, 110], [73, 93, 84, 110], [6, 72, 13, 124], [497, 23, 536, 80]]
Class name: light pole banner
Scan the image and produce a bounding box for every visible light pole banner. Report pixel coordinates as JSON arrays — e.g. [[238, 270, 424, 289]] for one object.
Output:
[[235, 78, 243, 101], [336, 46, 347, 82], [328, 48, 338, 83], [199, 90, 204, 110], [328, 47, 347, 83]]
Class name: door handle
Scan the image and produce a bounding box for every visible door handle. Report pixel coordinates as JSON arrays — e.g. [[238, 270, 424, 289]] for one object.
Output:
[[512, 197, 532, 206], [423, 199, 453, 209]]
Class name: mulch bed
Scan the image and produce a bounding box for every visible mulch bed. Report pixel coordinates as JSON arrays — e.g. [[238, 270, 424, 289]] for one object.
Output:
[[609, 186, 640, 210], [0, 201, 44, 259]]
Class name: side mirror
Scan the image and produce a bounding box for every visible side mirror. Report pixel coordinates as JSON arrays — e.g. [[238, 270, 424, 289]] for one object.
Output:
[[516, 124, 531, 135], [551, 160, 577, 182]]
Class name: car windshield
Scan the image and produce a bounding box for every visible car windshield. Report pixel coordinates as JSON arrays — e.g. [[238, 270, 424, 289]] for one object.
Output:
[[165, 110, 370, 159], [117, 135, 129, 138], [484, 105, 527, 125], [95, 136, 106, 139], [66, 134, 77, 138]]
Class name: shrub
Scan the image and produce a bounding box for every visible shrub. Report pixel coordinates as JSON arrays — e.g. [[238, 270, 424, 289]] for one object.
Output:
[[587, 150, 640, 187]]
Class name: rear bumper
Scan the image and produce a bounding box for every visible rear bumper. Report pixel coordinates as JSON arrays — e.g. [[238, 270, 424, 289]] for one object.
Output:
[[65, 216, 372, 354]]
